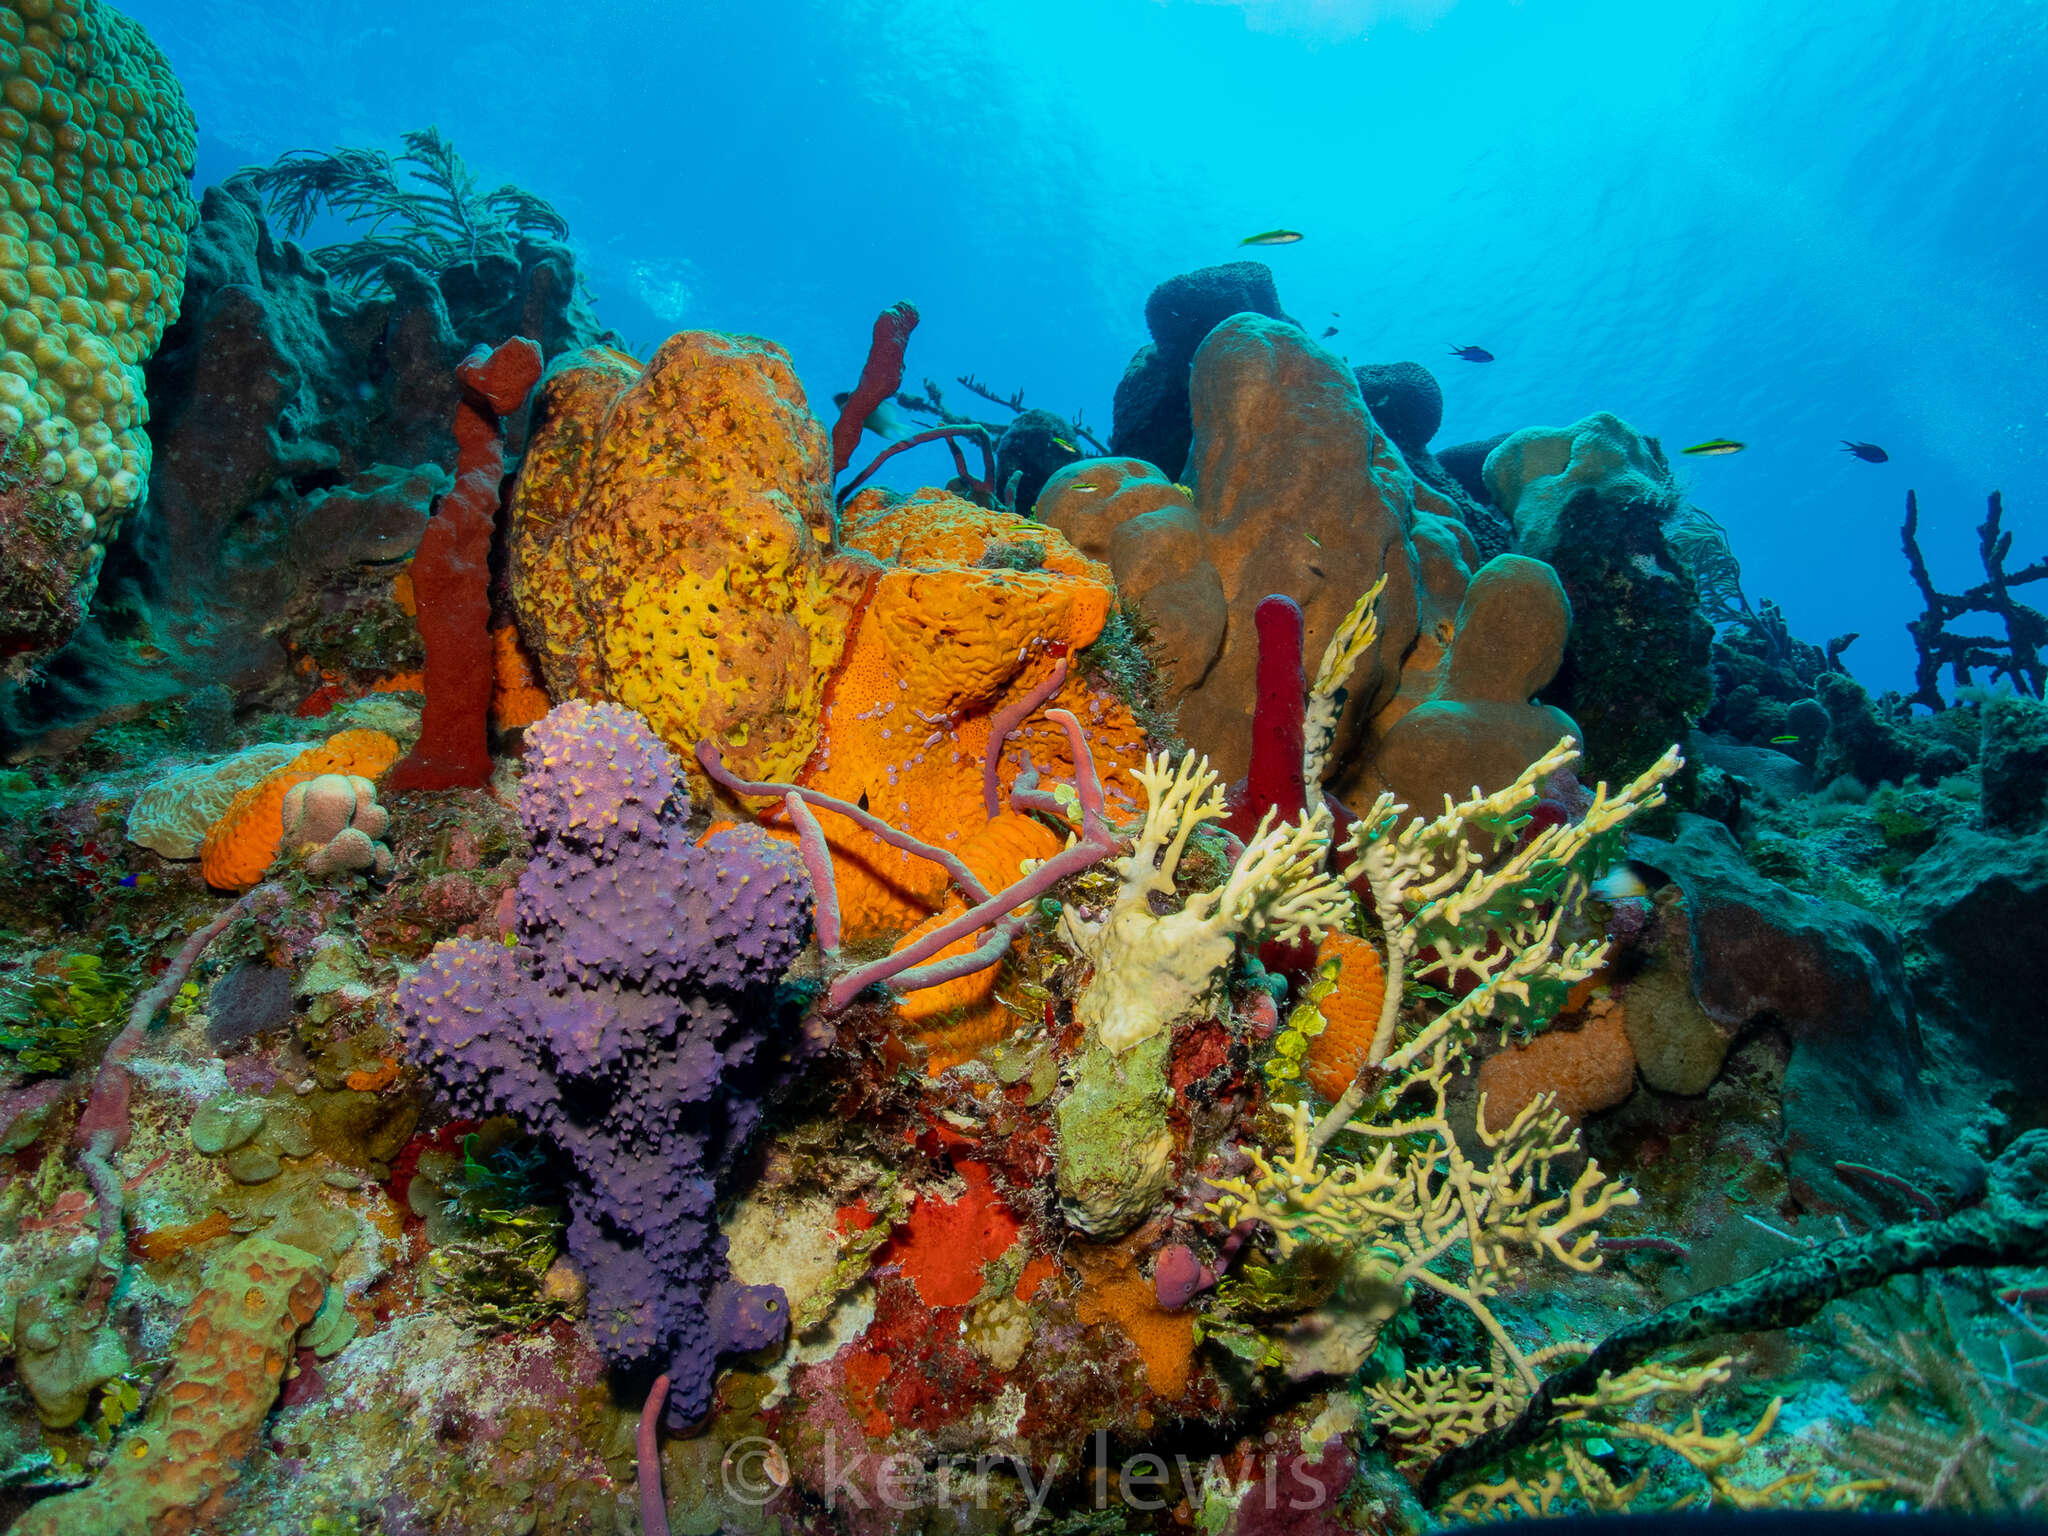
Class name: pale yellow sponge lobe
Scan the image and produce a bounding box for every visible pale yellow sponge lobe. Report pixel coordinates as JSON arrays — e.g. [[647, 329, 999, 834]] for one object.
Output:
[[0, 0, 195, 548]]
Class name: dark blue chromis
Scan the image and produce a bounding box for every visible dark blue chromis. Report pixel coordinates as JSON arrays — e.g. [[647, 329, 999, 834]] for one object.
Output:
[[1842, 439, 1889, 462], [1448, 344, 1494, 362]]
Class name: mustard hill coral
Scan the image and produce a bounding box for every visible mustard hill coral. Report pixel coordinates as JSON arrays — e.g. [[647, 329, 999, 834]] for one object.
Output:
[[280, 771, 393, 880]]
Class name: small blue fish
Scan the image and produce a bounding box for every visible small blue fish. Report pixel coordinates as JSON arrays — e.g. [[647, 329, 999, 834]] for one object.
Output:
[[1842, 440, 1889, 463], [1321, 326, 1338, 339], [1448, 344, 1494, 363]]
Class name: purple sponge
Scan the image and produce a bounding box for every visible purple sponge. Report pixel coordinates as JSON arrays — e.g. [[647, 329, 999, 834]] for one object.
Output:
[[398, 701, 812, 1424]]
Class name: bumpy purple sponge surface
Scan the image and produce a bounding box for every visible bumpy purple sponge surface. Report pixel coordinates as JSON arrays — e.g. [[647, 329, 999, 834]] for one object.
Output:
[[398, 701, 810, 1423]]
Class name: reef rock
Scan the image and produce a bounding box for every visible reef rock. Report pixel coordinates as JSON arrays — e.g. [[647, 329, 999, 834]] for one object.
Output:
[[1, 173, 605, 749], [1899, 821, 2048, 1107], [993, 406, 1076, 517], [1630, 814, 1984, 1222], [1979, 695, 2048, 832], [1484, 413, 1712, 786]]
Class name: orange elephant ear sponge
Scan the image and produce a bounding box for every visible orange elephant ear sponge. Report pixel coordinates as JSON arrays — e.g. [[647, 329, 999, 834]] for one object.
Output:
[[1302, 931, 1386, 1102], [1475, 996, 1638, 1132], [198, 729, 400, 891]]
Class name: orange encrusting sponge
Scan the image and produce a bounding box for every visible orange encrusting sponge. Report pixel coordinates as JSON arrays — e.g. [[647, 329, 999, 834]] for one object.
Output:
[[1302, 931, 1387, 1102]]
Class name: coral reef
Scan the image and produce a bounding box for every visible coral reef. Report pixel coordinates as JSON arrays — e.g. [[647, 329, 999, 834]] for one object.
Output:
[[1046, 313, 1476, 797], [508, 330, 864, 792], [4, 90, 2044, 1535], [0, 165, 604, 746]]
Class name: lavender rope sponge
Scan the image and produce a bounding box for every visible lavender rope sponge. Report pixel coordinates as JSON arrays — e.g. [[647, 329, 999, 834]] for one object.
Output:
[[397, 701, 812, 1425]]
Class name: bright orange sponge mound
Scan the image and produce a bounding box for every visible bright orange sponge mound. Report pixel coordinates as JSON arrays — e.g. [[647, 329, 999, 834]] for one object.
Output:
[[1302, 931, 1386, 1102], [1476, 995, 1638, 1132], [199, 729, 399, 891]]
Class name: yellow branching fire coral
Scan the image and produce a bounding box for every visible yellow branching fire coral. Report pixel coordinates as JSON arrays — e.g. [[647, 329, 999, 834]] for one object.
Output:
[[1198, 734, 1687, 1492], [1061, 748, 1351, 1054], [1314, 736, 1683, 1144], [198, 728, 400, 890], [0, 0, 196, 545], [506, 332, 867, 793]]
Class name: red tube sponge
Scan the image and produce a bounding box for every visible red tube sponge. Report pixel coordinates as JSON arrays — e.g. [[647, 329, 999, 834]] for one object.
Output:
[[832, 300, 919, 474], [388, 337, 544, 793]]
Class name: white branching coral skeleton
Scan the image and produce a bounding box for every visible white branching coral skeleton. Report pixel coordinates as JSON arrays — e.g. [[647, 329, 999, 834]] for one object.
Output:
[[1060, 749, 1351, 1054]]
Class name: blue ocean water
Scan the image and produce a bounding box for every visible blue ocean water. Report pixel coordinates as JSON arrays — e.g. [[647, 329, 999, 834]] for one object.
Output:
[[128, 0, 2047, 698]]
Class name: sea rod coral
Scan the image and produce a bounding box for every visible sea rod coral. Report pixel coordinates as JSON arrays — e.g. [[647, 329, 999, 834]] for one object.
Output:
[[396, 700, 810, 1426]]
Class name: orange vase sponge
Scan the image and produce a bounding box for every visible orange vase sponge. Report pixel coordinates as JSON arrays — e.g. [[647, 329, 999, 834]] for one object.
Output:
[[198, 729, 400, 891], [788, 489, 1146, 944], [1475, 996, 1637, 1132], [1302, 931, 1387, 1102], [505, 332, 868, 796]]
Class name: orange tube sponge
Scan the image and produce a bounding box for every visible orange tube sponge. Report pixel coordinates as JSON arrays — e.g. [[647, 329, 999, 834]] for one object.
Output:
[[1302, 931, 1387, 1102], [1475, 995, 1637, 1132], [12, 1237, 326, 1536], [197, 728, 399, 891]]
